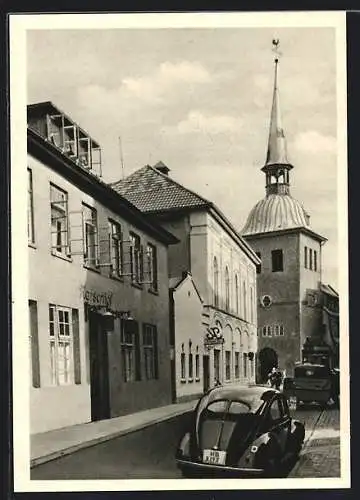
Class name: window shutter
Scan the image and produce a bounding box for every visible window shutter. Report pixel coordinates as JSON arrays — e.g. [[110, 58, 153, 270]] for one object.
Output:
[[153, 328, 159, 379], [98, 226, 111, 269], [134, 322, 141, 381], [140, 245, 144, 282], [29, 300, 40, 388], [72, 308, 81, 384]]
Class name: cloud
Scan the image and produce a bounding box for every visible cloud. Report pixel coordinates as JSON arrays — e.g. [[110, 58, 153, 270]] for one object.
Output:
[[293, 130, 337, 154], [166, 110, 243, 136], [122, 60, 211, 102]]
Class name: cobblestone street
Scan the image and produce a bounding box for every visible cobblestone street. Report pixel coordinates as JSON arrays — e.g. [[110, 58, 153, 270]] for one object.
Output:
[[290, 407, 340, 478]]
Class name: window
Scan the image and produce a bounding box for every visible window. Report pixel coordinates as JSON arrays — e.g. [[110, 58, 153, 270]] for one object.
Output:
[[109, 220, 123, 277], [146, 243, 158, 292], [49, 305, 74, 385], [130, 232, 143, 285], [271, 249, 283, 272], [255, 251, 261, 274], [225, 350, 231, 381], [243, 281, 247, 320], [143, 324, 158, 380], [314, 250, 318, 272], [82, 204, 98, 267], [304, 246, 308, 269], [28, 168, 35, 243], [195, 353, 200, 380], [250, 287, 254, 323], [235, 352, 240, 379], [181, 352, 186, 380], [274, 324, 280, 336], [121, 321, 140, 382], [267, 325, 272, 337], [250, 357, 254, 379], [29, 300, 40, 388], [225, 266, 230, 311], [309, 248, 313, 270], [214, 349, 220, 381], [50, 184, 69, 255], [243, 353, 248, 378], [235, 275, 239, 314], [213, 257, 219, 307], [279, 325, 285, 336], [188, 350, 193, 380], [268, 398, 283, 422]]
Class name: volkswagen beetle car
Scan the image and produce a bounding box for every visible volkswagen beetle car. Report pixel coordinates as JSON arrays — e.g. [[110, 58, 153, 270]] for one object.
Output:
[[176, 385, 305, 478]]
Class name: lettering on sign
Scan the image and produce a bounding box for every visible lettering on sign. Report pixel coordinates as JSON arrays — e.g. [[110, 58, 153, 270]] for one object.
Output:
[[81, 286, 113, 309]]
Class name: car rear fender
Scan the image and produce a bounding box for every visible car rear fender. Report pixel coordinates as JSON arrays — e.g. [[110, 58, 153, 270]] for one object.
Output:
[[176, 432, 191, 459], [236, 433, 271, 468], [290, 420, 305, 441]]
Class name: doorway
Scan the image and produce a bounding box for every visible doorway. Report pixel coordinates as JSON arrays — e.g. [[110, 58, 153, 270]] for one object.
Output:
[[258, 347, 278, 383], [203, 355, 210, 393], [88, 310, 110, 421]]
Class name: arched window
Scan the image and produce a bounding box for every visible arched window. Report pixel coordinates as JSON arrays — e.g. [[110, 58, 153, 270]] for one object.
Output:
[[250, 286, 254, 323], [243, 281, 247, 320], [235, 274, 239, 314], [213, 256, 219, 307], [225, 266, 230, 311]]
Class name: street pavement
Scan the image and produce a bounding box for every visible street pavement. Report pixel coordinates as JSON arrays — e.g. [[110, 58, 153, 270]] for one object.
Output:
[[31, 405, 340, 480]]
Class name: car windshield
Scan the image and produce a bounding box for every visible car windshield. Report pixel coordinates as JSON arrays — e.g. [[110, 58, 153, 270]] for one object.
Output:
[[295, 365, 329, 378]]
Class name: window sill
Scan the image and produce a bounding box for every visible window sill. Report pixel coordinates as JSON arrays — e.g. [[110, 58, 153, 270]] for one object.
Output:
[[131, 281, 143, 290], [51, 251, 72, 263], [148, 288, 159, 296], [28, 242, 37, 249], [180, 378, 187, 384], [83, 264, 101, 274], [188, 378, 194, 383], [109, 272, 124, 282]]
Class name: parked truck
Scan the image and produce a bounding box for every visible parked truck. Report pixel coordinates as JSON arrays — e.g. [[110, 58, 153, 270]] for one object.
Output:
[[283, 338, 340, 410]]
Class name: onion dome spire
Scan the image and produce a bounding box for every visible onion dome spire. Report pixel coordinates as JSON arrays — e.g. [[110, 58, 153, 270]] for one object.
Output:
[[262, 40, 294, 196]]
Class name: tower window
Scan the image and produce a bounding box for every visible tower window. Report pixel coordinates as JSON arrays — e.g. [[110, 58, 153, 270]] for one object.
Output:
[[309, 249, 313, 270], [304, 246, 308, 269], [314, 250, 317, 272], [271, 249, 283, 272], [255, 252, 261, 274]]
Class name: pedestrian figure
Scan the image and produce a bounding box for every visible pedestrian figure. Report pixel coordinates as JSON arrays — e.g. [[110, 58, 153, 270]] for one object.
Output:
[[268, 367, 282, 390], [214, 378, 222, 387]]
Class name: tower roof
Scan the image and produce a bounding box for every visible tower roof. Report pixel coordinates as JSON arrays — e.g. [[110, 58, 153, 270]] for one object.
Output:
[[263, 56, 292, 170]]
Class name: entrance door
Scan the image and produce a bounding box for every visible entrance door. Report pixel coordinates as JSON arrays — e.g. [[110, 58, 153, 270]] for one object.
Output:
[[203, 355, 210, 393], [89, 311, 110, 421], [258, 347, 278, 384]]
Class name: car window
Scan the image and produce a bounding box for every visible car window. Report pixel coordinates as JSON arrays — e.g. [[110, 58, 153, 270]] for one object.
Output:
[[280, 396, 290, 417], [228, 401, 251, 415], [268, 398, 283, 422], [206, 400, 228, 415]]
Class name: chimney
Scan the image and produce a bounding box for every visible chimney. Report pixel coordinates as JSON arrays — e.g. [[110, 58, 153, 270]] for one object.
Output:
[[154, 161, 170, 176]]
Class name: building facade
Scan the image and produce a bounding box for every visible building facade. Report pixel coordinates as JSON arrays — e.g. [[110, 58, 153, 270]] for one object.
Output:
[[27, 102, 177, 434], [241, 55, 331, 380], [112, 162, 260, 399]]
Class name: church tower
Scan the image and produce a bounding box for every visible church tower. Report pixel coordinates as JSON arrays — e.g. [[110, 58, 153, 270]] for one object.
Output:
[[241, 42, 327, 380]]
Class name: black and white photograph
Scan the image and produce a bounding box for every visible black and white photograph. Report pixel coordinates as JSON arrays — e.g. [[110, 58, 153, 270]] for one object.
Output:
[[10, 11, 349, 491]]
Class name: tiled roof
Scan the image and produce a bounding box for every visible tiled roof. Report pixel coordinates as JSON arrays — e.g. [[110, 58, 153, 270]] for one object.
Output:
[[111, 165, 209, 213]]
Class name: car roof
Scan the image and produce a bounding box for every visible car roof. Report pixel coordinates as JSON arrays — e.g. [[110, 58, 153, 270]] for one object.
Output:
[[204, 384, 278, 411]]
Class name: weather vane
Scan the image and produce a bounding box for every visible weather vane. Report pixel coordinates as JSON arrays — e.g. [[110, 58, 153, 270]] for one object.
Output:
[[272, 38, 282, 62]]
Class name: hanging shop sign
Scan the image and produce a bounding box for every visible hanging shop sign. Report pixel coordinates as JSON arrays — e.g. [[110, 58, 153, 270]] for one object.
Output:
[[204, 327, 224, 348], [82, 287, 113, 309]]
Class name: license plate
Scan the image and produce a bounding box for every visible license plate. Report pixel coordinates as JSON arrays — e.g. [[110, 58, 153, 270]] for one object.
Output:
[[202, 449, 227, 465]]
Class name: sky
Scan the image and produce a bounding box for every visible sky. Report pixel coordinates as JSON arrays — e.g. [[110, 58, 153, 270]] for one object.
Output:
[[27, 24, 341, 288]]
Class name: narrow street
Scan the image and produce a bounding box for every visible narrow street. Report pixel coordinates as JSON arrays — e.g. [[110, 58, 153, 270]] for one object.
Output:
[[30, 405, 340, 480]]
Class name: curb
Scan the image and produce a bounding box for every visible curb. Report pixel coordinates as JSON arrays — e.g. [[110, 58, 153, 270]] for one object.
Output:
[[31, 406, 194, 469]]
